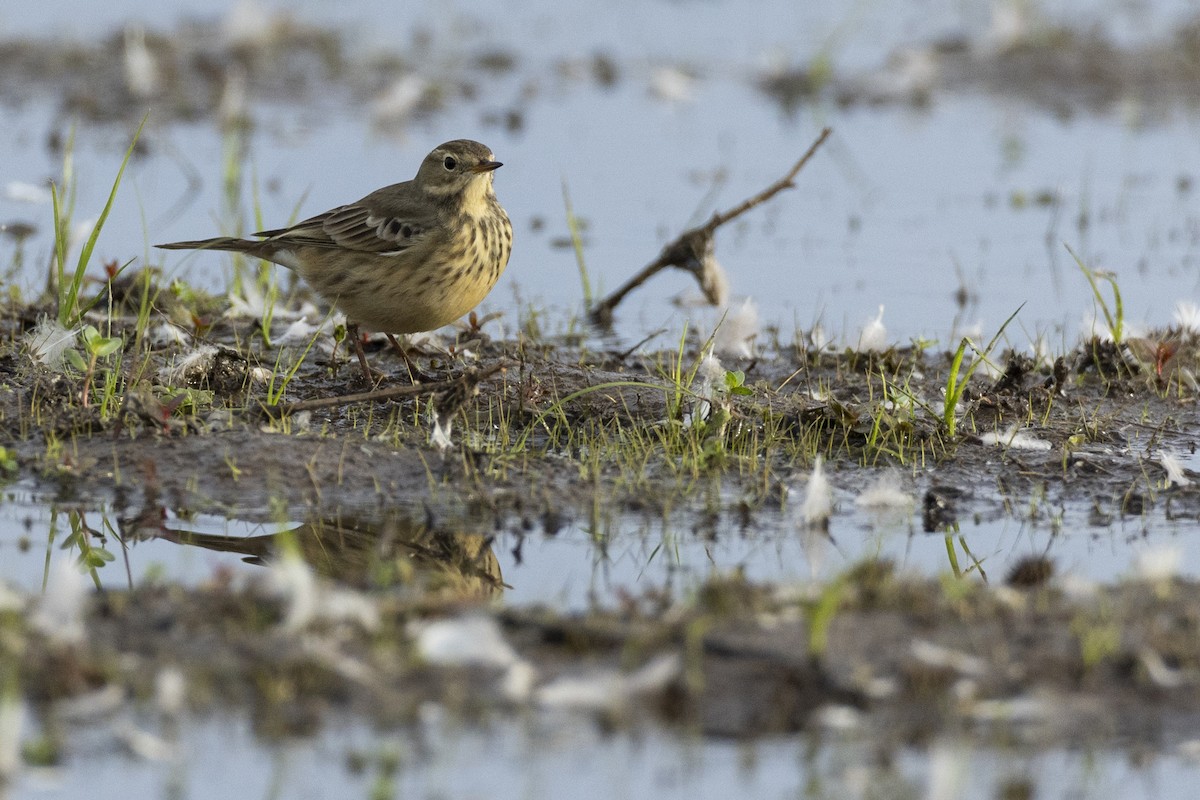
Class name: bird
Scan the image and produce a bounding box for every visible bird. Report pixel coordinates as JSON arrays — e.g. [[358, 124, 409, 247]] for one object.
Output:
[[157, 139, 512, 381]]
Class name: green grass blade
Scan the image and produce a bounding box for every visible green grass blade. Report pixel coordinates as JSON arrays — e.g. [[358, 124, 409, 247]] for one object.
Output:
[[1066, 243, 1122, 343], [61, 115, 147, 327], [562, 179, 592, 308], [51, 184, 68, 324]]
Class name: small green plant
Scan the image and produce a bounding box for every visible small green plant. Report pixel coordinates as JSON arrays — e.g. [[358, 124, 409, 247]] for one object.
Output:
[[64, 325, 123, 408], [722, 369, 752, 397], [1067, 244, 1124, 344], [264, 319, 327, 406], [942, 305, 1023, 439], [862, 367, 934, 464]]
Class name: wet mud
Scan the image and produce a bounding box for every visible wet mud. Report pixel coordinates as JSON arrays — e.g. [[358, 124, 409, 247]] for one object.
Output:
[[3, 286, 1200, 746]]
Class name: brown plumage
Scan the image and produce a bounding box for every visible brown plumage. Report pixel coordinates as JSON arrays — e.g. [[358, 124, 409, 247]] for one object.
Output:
[[157, 139, 512, 380]]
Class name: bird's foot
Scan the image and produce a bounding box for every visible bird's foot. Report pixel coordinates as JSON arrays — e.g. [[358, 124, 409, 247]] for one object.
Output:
[[385, 334, 441, 384]]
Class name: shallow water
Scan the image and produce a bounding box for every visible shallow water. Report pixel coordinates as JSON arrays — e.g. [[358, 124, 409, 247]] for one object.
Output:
[[6, 473, 1200, 612], [11, 708, 1200, 800]]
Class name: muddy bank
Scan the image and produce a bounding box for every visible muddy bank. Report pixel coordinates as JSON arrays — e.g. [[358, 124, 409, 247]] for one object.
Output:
[[3, 303, 1199, 545], [11, 565, 1200, 749]]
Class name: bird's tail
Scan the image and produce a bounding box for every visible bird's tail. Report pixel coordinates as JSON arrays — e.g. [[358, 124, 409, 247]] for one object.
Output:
[[155, 237, 268, 255]]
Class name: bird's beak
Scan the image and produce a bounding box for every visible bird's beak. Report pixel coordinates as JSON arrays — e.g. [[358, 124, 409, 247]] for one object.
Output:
[[471, 160, 503, 173]]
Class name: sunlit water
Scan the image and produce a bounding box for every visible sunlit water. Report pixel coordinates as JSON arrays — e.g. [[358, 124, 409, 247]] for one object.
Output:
[[4, 475, 1198, 611]]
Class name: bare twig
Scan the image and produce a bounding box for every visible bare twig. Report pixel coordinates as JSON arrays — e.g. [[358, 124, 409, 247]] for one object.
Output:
[[590, 127, 832, 327], [259, 362, 509, 417]]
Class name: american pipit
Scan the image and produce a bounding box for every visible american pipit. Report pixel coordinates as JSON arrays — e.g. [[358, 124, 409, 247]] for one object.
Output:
[[157, 139, 512, 381]]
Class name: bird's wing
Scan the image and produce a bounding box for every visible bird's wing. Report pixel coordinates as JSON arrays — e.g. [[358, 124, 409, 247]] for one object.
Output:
[[254, 182, 437, 254]]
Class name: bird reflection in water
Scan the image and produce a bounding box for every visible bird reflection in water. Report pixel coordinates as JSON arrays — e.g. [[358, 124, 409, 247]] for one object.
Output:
[[124, 506, 505, 599]]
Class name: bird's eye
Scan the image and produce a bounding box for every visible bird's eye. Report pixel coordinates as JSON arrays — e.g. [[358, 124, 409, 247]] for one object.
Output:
[[442, 156, 458, 171]]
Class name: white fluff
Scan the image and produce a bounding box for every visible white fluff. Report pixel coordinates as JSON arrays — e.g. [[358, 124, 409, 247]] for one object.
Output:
[[155, 667, 187, 716], [4, 181, 51, 204], [0, 696, 22, 781], [26, 317, 77, 369], [682, 350, 726, 429], [501, 661, 538, 703], [1175, 301, 1200, 335], [649, 66, 695, 103], [910, 639, 986, 677], [222, 0, 277, 46], [861, 47, 938, 100], [157, 344, 218, 385], [123, 25, 160, 98], [218, 66, 249, 126], [854, 471, 914, 509], [535, 654, 680, 713], [713, 298, 758, 358], [115, 722, 175, 762], [1133, 546, 1182, 584], [1080, 309, 1142, 344], [414, 616, 518, 669], [980, 425, 1051, 451], [701, 253, 730, 308], [275, 317, 323, 346], [808, 324, 829, 351], [149, 322, 190, 347], [1160, 451, 1192, 488], [225, 280, 271, 320], [697, 349, 725, 387], [801, 455, 834, 527], [266, 550, 379, 632], [29, 559, 87, 646], [0, 582, 20, 613], [429, 409, 453, 452], [267, 551, 318, 631], [981, 0, 1034, 53], [856, 305, 887, 353], [1140, 647, 1186, 689], [372, 76, 429, 124]]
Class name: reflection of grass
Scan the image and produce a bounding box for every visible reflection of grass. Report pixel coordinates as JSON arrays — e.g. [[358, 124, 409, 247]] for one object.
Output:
[[806, 575, 848, 656], [46, 509, 118, 590], [1072, 605, 1121, 669], [943, 531, 988, 581]]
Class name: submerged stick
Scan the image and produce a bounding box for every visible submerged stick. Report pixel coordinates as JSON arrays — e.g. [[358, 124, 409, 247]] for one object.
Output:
[[590, 127, 832, 327]]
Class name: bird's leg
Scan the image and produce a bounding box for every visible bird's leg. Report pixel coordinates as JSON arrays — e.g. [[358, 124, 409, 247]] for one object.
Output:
[[348, 322, 376, 383], [385, 333, 437, 384]]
